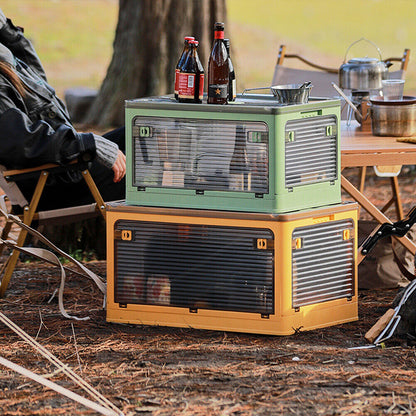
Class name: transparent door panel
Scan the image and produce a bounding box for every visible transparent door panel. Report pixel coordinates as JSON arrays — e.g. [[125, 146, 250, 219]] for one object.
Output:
[[132, 117, 269, 193]]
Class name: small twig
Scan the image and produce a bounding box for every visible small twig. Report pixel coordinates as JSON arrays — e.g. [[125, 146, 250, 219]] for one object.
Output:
[[347, 372, 373, 382], [71, 323, 83, 373], [47, 288, 58, 304], [42, 366, 65, 379], [35, 310, 43, 340], [387, 392, 397, 413], [181, 399, 189, 414], [398, 403, 412, 415], [340, 404, 363, 416]]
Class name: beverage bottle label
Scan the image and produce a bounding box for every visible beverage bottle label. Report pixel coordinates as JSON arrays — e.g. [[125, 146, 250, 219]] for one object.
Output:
[[198, 74, 204, 99], [208, 84, 228, 99], [231, 79, 236, 100], [178, 72, 196, 99], [174, 68, 180, 96]]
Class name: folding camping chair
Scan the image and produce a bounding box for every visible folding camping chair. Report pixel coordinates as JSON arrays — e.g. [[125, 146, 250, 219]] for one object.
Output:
[[0, 161, 107, 297], [272, 44, 340, 98], [384, 48, 411, 80]]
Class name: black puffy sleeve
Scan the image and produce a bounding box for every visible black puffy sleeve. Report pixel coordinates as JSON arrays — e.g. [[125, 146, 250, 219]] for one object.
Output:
[[0, 108, 96, 169]]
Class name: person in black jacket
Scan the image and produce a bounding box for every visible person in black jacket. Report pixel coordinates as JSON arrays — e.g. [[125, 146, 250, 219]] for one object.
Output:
[[0, 10, 126, 210]]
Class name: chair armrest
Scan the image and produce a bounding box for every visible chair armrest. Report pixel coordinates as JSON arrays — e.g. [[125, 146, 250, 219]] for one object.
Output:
[[276, 44, 338, 74], [283, 53, 339, 74], [3, 160, 89, 182]]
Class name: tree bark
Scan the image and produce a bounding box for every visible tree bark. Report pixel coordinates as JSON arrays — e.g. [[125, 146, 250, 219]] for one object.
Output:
[[84, 0, 227, 128]]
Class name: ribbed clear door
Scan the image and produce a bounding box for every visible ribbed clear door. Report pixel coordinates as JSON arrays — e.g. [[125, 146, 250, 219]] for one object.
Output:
[[285, 115, 338, 189], [115, 220, 274, 314], [292, 219, 354, 307], [132, 117, 269, 193]]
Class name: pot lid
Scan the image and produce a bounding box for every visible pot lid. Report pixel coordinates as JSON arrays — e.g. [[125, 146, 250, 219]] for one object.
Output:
[[348, 57, 379, 65], [370, 95, 416, 106]]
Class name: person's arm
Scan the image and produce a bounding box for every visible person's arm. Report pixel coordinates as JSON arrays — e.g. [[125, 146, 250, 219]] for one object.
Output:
[[0, 9, 125, 180], [0, 107, 96, 169], [93, 134, 126, 182], [110, 150, 126, 183], [0, 93, 124, 179], [0, 86, 124, 178]]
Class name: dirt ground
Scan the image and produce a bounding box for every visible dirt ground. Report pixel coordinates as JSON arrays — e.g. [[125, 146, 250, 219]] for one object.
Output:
[[1, 168, 416, 416]]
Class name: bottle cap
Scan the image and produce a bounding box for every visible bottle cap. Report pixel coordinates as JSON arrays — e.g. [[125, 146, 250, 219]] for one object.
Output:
[[184, 36, 195, 41], [214, 22, 224, 31], [189, 40, 199, 46]]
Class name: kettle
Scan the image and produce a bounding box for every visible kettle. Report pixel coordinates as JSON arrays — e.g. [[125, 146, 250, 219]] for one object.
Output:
[[339, 38, 392, 90]]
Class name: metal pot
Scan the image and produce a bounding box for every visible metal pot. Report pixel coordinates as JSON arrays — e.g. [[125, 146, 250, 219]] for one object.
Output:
[[242, 82, 313, 105], [339, 38, 392, 90], [370, 96, 416, 136], [270, 82, 312, 104]]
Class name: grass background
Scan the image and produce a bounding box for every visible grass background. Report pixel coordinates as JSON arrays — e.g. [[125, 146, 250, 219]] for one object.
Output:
[[1, 0, 416, 97]]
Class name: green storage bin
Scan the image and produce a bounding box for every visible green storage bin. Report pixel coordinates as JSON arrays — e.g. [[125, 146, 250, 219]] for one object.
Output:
[[125, 94, 341, 213]]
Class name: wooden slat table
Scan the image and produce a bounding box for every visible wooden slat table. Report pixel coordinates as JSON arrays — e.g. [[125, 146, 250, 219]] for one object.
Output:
[[340, 120, 416, 259]]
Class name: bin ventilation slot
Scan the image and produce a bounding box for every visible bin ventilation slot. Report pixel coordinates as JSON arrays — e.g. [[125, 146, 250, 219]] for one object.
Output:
[[292, 219, 354, 307], [285, 116, 338, 188]]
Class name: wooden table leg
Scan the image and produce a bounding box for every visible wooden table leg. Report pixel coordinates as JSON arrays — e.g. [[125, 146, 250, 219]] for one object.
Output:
[[341, 175, 416, 257], [391, 176, 404, 220]]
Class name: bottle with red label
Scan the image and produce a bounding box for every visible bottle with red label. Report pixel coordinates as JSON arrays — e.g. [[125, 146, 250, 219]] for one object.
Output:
[[207, 22, 230, 104], [178, 40, 204, 104], [174, 36, 194, 101]]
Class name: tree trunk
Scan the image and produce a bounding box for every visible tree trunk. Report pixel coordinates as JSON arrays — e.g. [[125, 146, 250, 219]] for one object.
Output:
[[84, 0, 227, 128]]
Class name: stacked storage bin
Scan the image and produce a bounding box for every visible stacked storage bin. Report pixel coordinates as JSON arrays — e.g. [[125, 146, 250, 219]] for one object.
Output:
[[106, 94, 358, 335]]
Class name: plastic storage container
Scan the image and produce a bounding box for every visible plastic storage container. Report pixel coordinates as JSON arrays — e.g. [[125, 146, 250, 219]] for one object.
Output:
[[106, 201, 358, 335], [125, 94, 341, 213]]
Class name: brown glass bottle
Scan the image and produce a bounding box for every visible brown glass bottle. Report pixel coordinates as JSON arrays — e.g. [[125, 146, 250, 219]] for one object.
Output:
[[224, 38, 236, 102], [229, 125, 249, 190], [174, 36, 194, 100], [207, 22, 229, 104], [178, 40, 204, 103]]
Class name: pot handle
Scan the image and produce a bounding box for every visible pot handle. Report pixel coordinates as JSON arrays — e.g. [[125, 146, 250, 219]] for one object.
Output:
[[242, 87, 271, 95], [343, 37, 382, 63]]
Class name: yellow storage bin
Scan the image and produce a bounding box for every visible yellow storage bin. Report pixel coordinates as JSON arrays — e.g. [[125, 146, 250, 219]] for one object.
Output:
[[106, 202, 358, 335]]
